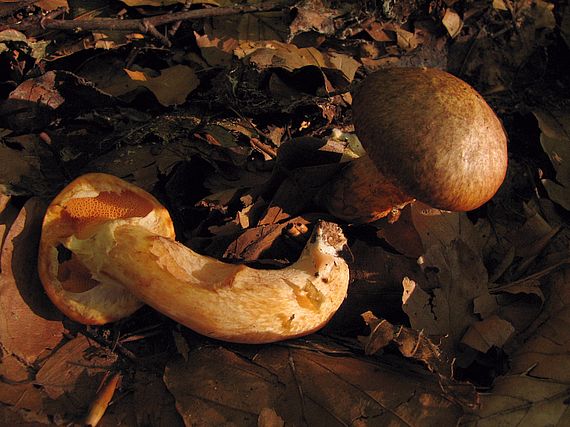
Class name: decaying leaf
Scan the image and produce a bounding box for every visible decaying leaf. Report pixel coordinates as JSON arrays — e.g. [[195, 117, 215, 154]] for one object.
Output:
[[239, 41, 360, 83], [464, 267, 570, 425], [403, 238, 493, 348], [0, 198, 64, 364], [0, 335, 118, 424], [206, 9, 288, 45], [164, 345, 464, 426], [134, 370, 184, 427], [442, 9, 463, 38], [121, 0, 185, 6], [360, 311, 446, 373], [534, 109, 570, 211], [288, 0, 338, 40], [410, 203, 489, 256], [460, 315, 515, 353], [104, 65, 199, 106]]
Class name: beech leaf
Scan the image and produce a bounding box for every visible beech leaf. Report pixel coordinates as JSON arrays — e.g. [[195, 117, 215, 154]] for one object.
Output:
[[465, 267, 570, 425], [164, 345, 464, 426], [404, 239, 492, 347]]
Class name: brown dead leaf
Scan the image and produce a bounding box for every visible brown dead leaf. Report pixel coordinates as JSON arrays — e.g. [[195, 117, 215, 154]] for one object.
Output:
[[0, 133, 67, 196], [361, 311, 447, 374], [104, 65, 199, 106], [396, 28, 419, 51], [35, 0, 69, 11], [403, 239, 492, 348], [502, 204, 560, 279], [121, 0, 185, 6], [240, 41, 360, 83], [491, 279, 545, 303], [464, 267, 570, 425], [222, 216, 313, 263], [362, 19, 394, 42], [534, 109, 570, 211], [34, 335, 118, 421], [195, 31, 238, 67], [288, 0, 338, 40], [460, 315, 515, 353], [442, 9, 463, 38], [164, 345, 464, 426], [133, 370, 183, 427], [0, 334, 119, 425], [378, 204, 424, 258], [410, 202, 490, 257], [0, 198, 64, 364], [205, 9, 288, 45]]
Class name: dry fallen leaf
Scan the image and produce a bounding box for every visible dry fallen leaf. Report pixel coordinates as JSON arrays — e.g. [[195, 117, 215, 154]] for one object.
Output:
[[534, 109, 570, 211], [164, 345, 464, 426], [240, 41, 360, 83], [403, 239, 492, 347], [0, 198, 64, 364], [104, 65, 199, 106], [460, 315, 515, 353], [463, 267, 570, 426], [442, 9, 463, 38]]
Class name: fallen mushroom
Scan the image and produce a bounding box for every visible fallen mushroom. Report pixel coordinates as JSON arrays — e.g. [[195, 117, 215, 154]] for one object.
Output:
[[39, 173, 350, 343], [38, 173, 175, 324], [320, 67, 508, 223]]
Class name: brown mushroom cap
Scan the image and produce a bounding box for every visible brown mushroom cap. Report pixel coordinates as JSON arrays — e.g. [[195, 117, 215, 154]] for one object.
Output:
[[352, 67, 508, 211]]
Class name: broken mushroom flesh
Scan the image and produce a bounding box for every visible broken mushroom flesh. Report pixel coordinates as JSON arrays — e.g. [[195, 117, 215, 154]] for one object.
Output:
[[39, 173, 350, 343], [38, 173, 175, 324]]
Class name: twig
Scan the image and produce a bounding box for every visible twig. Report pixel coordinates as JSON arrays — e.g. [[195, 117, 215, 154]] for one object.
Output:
[[168, 0, 193, 38], [0, 0, 36, 19], [3, 1, 283, 33]]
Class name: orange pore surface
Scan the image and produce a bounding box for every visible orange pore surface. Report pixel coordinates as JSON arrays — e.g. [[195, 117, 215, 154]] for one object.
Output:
[[56, 190, 154, 293], [63, 190, 154, 223]]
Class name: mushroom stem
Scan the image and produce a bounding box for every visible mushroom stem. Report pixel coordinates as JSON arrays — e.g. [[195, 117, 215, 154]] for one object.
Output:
[[317, 154, 414, 223], [65, 220, 350, 344]]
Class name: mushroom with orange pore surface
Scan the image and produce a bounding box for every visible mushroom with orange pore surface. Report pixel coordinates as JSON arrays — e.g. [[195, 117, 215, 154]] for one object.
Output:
[[40, 173, 350, 343], [38, 173, 175, 325], [320, 67, 508, 223]]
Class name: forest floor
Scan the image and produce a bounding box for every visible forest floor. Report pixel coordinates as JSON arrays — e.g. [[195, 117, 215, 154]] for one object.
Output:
[[1, 0, 570, 426]]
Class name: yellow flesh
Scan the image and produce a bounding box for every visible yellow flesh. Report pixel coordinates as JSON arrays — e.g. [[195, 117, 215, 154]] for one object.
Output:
[[57, 190, 154, 293]]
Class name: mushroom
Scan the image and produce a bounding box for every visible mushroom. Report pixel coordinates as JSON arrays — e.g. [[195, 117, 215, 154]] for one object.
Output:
[[38, 173, 175, 324], [320, 67, 508, 223], [38, 173, 349, 343]]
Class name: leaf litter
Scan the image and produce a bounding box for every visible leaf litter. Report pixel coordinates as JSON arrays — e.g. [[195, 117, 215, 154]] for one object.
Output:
[[0, 0, 569, 425]]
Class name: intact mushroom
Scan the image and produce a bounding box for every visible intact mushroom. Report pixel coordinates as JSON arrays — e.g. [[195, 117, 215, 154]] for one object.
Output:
[[38, 173, 350, 343], [320, 67, 508, 223]]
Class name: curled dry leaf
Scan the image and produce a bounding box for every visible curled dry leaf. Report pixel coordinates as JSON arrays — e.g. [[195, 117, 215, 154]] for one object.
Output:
[[360, 311, 447, 375], [164, 345, 464, 426]]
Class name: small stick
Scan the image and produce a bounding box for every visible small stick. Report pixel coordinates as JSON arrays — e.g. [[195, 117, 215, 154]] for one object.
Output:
[[4, 1, 282, 33], [83, 372, 122, 427]]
